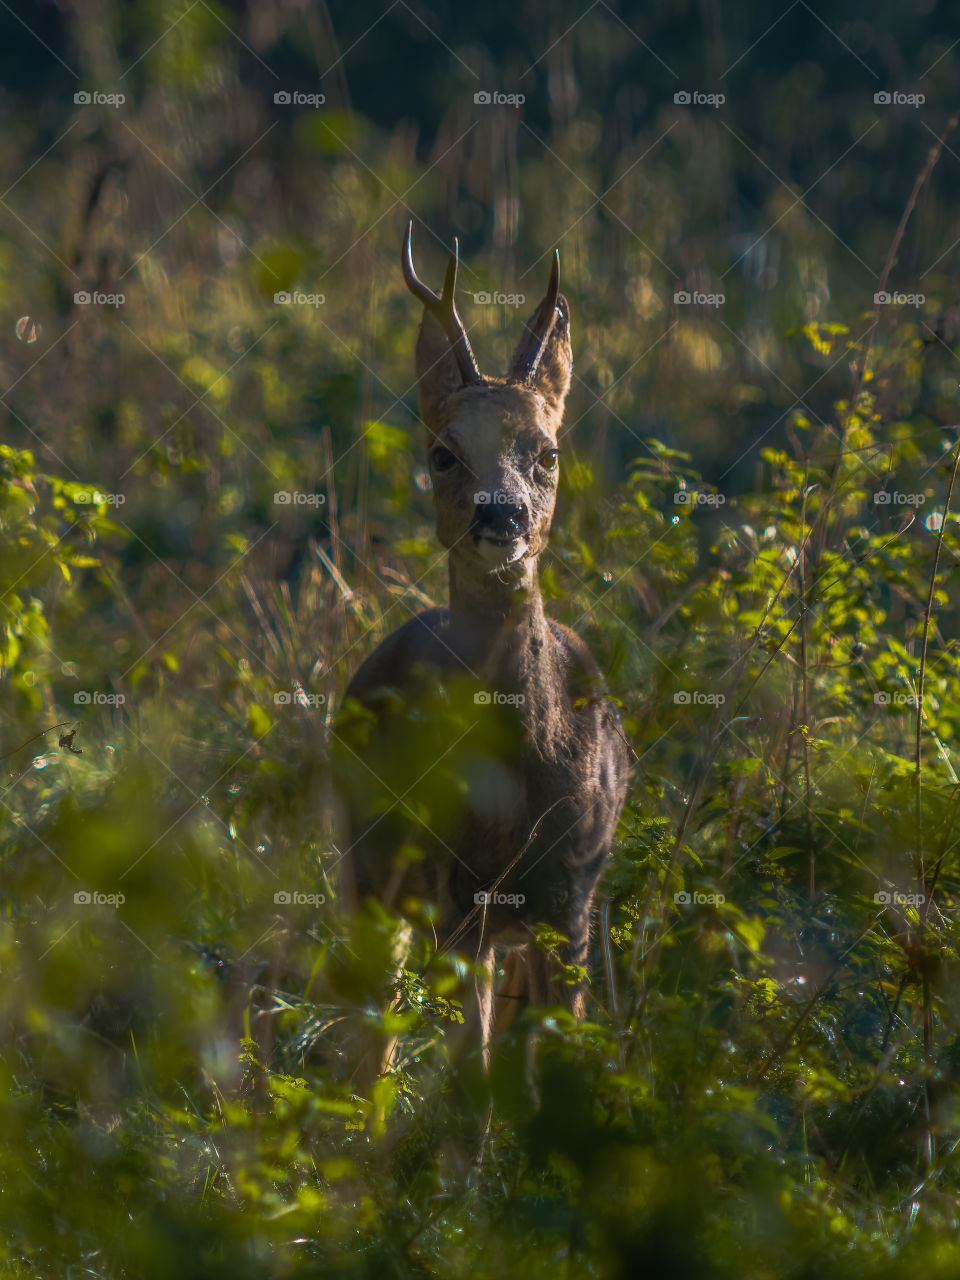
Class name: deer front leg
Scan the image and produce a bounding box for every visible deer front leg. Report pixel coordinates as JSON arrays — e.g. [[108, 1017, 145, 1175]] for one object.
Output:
[[524, 884, 596, 1017], [442, 942, 495, 1074], [425, 943, 495, 1174], [495, 923, 591, 1104], [494, 897, 595, 1037], [493, 946, 528, 1035], [524, 932, 589, 1017], [349, 921, 413, 1099]]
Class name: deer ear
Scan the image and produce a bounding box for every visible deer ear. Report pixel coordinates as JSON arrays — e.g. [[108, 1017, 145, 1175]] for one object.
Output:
[[414, 311, 464, 430], [509, 293, 572, 421]]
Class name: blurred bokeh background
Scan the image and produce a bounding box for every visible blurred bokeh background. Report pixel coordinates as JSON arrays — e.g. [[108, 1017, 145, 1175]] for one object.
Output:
[[5, 2, 960, 1276]]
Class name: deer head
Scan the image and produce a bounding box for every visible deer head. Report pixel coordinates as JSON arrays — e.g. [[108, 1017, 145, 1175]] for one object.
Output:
[[402, 224, 573, 604]]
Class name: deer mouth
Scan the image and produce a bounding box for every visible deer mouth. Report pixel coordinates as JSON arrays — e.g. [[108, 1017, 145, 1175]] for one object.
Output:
[[473, 532, 529, 567]]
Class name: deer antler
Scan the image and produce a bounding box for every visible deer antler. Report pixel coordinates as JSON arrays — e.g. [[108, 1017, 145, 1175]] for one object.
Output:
[[509, 250, 561, 385], [402, 221, 483, 386]]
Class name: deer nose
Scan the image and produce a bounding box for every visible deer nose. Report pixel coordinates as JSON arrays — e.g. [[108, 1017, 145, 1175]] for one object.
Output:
[[473, 498, 527, 540]]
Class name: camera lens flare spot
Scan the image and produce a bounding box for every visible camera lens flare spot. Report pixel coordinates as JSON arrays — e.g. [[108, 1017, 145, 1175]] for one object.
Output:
[[16, 316, 41, 343]]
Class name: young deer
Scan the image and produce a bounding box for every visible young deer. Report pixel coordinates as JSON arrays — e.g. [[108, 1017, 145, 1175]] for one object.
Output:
[[335, 224, 629, 1090]]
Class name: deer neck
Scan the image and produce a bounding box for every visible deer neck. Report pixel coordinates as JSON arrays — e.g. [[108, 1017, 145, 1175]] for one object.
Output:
[[448, 551, 544, 645], [447, 553, 565, 752]]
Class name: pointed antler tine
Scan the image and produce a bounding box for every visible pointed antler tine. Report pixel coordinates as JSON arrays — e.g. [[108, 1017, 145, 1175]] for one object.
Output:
[[402, 221, 440, 306], [402, 218, 413, 277], [401, 224, 483, 385], [509, 248, 563, 385], [443, 238, 460, 302], [545, 250, 559, 315]]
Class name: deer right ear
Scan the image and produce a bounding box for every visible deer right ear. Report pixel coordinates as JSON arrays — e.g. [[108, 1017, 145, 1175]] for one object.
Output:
[[414, 312, 466, 428]]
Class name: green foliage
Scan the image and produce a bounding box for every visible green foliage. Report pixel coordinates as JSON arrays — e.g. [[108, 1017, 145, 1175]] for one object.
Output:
[[6, 2, 960, 1276]]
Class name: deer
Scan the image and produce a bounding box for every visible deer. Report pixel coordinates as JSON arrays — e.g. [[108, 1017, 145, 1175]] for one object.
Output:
[[334, 223, 629, 1100]]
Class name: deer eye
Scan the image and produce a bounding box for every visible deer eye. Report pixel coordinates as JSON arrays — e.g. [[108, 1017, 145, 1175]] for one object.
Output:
[[432, 446, 458, 471], [538, 448, 559, 472]]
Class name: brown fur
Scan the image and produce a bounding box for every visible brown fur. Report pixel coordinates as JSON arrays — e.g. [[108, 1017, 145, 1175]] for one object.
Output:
[[336, 243, 629, 1093]]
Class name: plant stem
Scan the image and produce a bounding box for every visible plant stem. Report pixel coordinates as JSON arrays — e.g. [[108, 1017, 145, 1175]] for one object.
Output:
[[913, 436, 960, 1175], [915, 440, 960, 893], [798, 474, 815, 899]]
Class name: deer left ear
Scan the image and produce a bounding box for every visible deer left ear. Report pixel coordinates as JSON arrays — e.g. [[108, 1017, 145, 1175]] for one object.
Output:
[[508, 250, 573, 421], [520, 294, 572, 421]]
